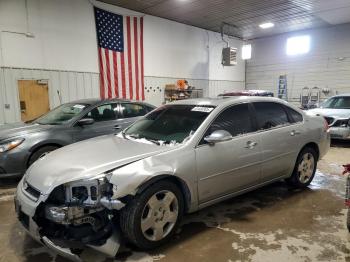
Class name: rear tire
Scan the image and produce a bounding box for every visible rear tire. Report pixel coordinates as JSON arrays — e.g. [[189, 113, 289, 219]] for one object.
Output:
[[120, 180, 184, 250], [27, 146, 59, 167], [286, 147, 317, 188]]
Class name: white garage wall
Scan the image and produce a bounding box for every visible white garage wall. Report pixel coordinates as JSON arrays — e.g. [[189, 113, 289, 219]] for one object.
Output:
[[0, 68, 100, 124], [246, 23, 350, 105], [0, 0, 245, 124]]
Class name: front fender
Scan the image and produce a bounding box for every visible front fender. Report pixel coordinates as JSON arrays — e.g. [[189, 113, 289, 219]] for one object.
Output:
[[108, 147, 198, 212], [109, 157, 175, 198]]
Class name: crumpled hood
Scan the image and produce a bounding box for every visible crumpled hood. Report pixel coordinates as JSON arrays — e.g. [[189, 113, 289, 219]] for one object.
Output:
[[25, 135, 175, 194], [307, 108, 350, 119], [0, 122, 52, 141]]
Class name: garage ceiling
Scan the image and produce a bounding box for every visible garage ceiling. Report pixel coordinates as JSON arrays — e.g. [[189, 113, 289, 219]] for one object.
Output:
[[99, 0, 350, 39]]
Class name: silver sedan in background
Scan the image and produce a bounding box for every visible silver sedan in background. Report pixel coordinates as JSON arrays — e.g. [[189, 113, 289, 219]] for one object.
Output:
[[307, 94, 350, 139], [15, 97, 330, 260]]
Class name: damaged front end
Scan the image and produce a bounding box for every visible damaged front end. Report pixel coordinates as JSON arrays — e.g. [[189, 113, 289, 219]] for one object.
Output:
[[32, 175, 125, 260]]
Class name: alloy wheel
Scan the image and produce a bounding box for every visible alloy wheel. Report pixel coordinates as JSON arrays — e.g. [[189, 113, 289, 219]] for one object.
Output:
[[141, 190, 179, 241], [297, 152, 315, 184]]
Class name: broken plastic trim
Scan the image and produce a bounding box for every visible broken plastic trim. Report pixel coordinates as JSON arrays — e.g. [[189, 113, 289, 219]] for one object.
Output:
[[42, 236, 82, 262]]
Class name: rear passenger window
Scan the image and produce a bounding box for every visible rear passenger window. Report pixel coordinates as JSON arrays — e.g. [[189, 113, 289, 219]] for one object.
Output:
[[254, 102, 289, 130], [284, 106, 303, 123], [121, 103, 148, 118], [206, 103, 254, 138]]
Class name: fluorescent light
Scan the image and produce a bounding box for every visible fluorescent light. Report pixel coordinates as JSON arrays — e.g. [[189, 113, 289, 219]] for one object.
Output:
[[259, 22, 274, 29], [286, 35, 310, 56], [242, 44, 252, 60]]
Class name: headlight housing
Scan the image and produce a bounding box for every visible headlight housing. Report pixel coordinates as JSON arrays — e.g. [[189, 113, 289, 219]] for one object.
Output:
[[334, 119, 350, 127], [0, 138, 25, 153]]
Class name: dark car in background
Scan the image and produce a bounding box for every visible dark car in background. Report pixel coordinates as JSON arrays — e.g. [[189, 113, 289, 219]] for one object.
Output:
[[0, 99, 155, 178], [218, 90, 274, 97]]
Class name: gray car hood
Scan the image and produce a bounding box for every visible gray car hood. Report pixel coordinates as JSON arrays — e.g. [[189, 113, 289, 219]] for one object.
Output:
[[307, 108, 350, 119], [25, 135, 175, 195], [0, 122, 52, 141]]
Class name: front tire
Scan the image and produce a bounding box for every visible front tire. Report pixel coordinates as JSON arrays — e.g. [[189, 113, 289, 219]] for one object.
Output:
[[120, 180, 184, 250], [287, 147, 318, 188]]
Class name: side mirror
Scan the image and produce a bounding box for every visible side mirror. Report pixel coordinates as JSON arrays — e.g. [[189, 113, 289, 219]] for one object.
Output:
[[204, 130, 232, 145], [77, 118, 95, 126]]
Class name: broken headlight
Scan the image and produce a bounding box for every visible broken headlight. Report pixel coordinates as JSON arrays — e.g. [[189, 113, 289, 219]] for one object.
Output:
[[65, 176, 112, 206], [44, 175, 113, 224]]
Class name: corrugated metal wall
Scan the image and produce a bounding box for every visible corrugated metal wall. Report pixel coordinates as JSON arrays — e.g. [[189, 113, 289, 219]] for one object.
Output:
[[0, 68, 244, 124], [246, 24, 350, 106], [0, 68, 100, 124], [246, 52, 350, 105]]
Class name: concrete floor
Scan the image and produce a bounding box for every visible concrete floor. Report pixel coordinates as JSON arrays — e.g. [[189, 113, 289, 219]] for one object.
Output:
[[1, 142, 350, 262]]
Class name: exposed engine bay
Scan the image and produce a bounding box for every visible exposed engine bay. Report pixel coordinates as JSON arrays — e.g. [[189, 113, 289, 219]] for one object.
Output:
[[33, 177, 125, 252]]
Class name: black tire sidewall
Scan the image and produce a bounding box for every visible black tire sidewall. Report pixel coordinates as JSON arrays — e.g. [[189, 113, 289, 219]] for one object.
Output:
[[122, 180, 184, 249], [289, 147, 317, 188]]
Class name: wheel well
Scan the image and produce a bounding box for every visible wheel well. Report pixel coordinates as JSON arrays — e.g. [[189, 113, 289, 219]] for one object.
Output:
[[136, 175, 192, 213], [301, 142, 320, 160], [27, 143, 62, 167]]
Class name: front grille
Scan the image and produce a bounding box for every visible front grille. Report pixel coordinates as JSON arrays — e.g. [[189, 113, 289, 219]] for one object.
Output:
[[324, 117, 334, 126]]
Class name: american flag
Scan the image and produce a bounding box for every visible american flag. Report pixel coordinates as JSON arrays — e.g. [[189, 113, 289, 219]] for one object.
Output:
[[94, 7, 144, 100]]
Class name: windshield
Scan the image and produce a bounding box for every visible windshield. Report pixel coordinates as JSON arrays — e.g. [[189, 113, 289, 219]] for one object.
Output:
[[321, 97, 350, 109], [124, 105, 215, 144], [35, 103, 88, 125]]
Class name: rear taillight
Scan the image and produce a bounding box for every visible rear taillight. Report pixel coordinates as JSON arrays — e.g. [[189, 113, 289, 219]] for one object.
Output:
[[323, 117, 329, 132]]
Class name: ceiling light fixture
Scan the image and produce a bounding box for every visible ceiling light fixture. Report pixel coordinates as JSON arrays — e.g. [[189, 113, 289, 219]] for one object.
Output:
[[259, 22, 274, 29]]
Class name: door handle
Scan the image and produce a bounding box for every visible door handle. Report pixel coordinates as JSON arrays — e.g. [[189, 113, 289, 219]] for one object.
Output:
[[114, 125, 121, 130], [245, 141, 258, 149], [290, 130, 301, 136]]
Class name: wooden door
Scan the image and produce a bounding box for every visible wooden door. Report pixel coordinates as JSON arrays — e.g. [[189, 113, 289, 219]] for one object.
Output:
[[18, 80, 50, 122]]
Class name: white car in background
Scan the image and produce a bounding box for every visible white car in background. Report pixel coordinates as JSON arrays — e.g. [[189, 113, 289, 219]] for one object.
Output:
[[308, 94, 350, 139]]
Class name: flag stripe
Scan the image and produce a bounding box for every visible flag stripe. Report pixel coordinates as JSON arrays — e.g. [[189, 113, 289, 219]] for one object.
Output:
[[140, 17, 145, 101], [123, 16, 129, 99], [104, 48, 112, 98], [117, 53, 123, 99], [126, 16, 133, 99], [101, 47, 108, 99], [98, 48, 105, 99], [112, 51, 119, 98], [120, 50, 126, 98], [134, 17, 140, 101]]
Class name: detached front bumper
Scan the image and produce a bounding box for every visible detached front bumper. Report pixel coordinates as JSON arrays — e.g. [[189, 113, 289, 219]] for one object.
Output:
[[329, 127, 350, 139], [15, 180, 121, 261]]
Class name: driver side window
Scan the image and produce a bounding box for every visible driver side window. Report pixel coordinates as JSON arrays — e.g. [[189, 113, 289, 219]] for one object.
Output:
[[201, 103, 254, 144]]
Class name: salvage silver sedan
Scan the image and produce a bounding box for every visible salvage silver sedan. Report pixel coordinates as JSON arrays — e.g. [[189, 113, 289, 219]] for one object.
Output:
[[15, 97, 330, 260]]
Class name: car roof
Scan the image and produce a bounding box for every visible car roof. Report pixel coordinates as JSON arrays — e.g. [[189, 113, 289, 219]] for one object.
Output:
[[332, 93, 350, 97], [218, 90, 274, 96], [169, 96, 288, 107], [70, 98, 152, 106]]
